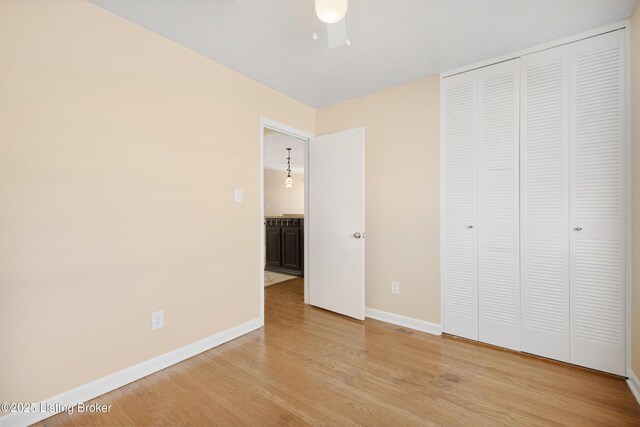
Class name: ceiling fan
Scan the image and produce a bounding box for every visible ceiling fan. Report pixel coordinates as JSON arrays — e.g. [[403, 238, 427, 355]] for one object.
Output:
[[312, 0, 351, 48]]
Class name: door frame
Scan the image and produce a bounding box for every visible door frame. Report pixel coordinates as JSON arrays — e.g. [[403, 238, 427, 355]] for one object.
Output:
[[259, 117, 313, 324]]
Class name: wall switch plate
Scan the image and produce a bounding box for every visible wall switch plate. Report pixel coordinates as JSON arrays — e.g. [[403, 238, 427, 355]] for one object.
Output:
[[391, 281, 400, 295], [234, 188, 243, 203], [151, 310, 164, 330]]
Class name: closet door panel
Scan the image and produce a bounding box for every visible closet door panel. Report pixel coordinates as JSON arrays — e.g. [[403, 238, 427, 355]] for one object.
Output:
[[520, 46, 571, 362], [477, 59, 521, 350], [570, 30, 626, 375], [442, 71, 478, 340]]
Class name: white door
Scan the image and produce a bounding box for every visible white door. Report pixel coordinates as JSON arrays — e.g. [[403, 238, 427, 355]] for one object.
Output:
[[477, 59, 521, 351], [441, 71, 478, 340], [520, 44, 571, 362], [308, 128, 365, 320], [569, 30, 626, 376]]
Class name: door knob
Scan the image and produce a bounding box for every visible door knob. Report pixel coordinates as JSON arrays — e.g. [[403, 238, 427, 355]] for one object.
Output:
[[574, 227, 582, 231], [467, 225, 474, 229], [353, 232, 362, 239]]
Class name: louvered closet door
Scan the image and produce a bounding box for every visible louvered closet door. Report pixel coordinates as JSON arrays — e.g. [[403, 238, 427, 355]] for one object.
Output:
[[442, 71, 478, 340], [570, 30, 626, 376], [520, 46, 571, 362], [477, 59, 521, 350]]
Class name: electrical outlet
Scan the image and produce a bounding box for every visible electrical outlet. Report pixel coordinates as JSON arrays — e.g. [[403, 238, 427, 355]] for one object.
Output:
[[391, 281, 400, 295], [151, 310, 164, 330]]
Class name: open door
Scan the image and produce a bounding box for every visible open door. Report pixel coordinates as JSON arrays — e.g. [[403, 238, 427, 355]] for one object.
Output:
[[308, 128, 365, 320]]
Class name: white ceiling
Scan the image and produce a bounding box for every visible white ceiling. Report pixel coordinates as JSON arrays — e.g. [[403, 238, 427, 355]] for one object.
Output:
[[90, 0, 637, 107], [264, 129, 305, 174]]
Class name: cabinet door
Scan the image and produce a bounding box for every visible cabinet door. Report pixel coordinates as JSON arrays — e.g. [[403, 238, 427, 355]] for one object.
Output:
[[477, 59, 521, 351], [442, 70, 478, 340], [520, 45, 571, 362], [569, 30, 626, 375], [265, 223, 282, 268], [282, 223, 301, 271]]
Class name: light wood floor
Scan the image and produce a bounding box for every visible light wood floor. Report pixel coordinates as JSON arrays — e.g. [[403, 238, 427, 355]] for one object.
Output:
[[38, 278, 640, 426]]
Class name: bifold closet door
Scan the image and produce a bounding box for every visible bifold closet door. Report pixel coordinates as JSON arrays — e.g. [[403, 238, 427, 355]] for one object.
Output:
[[477, 59, 521, 351], [520, 45, 571, 362], [442, 71, 478, 340], [569, 30, 626, 376]]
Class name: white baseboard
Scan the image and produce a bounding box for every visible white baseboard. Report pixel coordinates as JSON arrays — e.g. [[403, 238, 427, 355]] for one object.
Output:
[[365, 307, 442, 336], [1, 318, 262, 427], [628, 369, 640, 406]]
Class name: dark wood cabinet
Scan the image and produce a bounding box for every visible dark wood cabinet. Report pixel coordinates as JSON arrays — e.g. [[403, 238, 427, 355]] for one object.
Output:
[[265, 225, 282, 269], [282, 227, 301, 271], [265, 217, 304, 276]]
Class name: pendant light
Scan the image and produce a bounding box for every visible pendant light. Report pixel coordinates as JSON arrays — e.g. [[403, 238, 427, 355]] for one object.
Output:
[[315, 0, 348, 24], [285, 148, 293, 188]]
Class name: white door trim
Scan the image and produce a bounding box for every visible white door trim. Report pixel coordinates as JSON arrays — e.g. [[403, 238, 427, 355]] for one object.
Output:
[[259, 117, 314, 324], [624, 23, 632, 378]]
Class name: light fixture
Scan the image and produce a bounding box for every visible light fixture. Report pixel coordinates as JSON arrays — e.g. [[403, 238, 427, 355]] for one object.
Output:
[[285, 148, 293, 188], [315, 0, 348, 24], [311, 0, 351, 48]]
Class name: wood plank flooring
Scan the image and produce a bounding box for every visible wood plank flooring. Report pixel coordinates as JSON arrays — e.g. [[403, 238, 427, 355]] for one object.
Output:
[[37, 279, 640, 426]]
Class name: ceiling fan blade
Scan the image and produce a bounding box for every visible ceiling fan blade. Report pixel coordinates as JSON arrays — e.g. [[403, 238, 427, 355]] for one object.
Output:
[[327, 18, 347, 48]]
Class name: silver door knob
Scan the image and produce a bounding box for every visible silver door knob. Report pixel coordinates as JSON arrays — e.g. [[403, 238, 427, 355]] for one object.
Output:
[[353, 232, 362, 239], [574, 227, 582, 231], [467, 225, 474, 229]]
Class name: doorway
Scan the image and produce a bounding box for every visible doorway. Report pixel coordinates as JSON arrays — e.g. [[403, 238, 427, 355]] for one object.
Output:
[[259, 118, 366, 324], [259, 118, 311, 324], [263, 131, 305, 280]]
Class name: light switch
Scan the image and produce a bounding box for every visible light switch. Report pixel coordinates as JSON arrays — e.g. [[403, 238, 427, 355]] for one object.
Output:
[[234, 188, 243, 203], [391, 281, 400, 295]]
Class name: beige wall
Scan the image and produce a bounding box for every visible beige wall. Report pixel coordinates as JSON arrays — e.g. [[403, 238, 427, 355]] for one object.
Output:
[[316, 77, 441, 324], [631, 2, 640, 376], [2, 0, 637, 408], [264, 169, 305, 216], [0, 0, 314, 404]]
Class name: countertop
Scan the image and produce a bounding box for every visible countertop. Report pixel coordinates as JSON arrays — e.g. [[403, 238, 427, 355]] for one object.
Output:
[[265, 214, 304, 219]]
